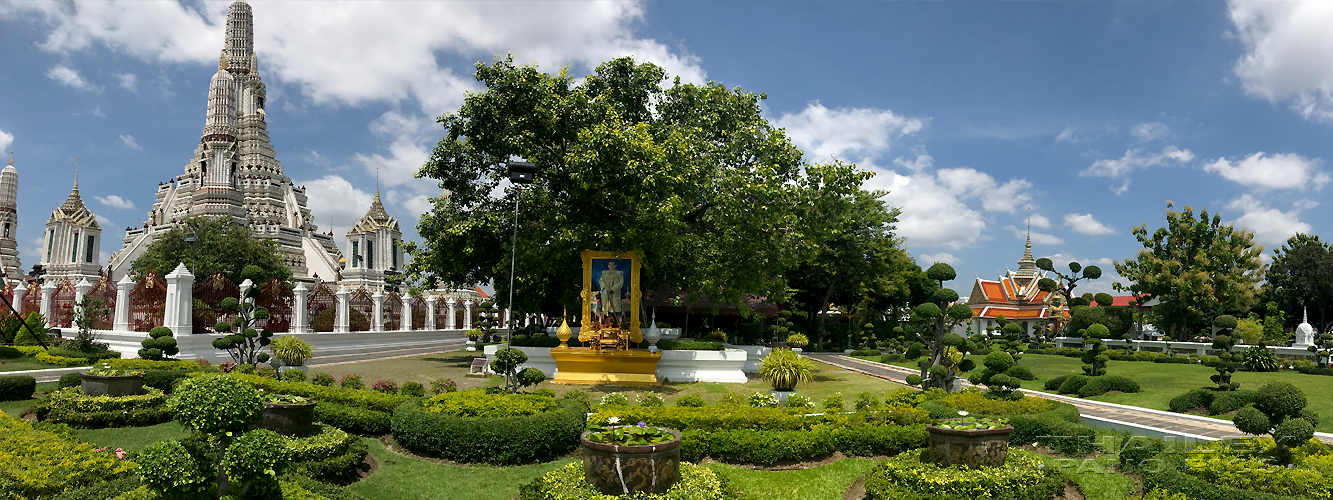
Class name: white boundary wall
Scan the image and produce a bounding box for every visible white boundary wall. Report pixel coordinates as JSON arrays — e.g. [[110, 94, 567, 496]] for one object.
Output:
[[482, 345, 750, 383]]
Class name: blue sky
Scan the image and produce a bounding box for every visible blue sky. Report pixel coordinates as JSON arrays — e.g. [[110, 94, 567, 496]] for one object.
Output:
[[2, 0, 1332, 297]]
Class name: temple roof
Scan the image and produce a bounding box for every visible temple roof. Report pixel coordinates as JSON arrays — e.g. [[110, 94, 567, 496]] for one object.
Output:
[[50, 181, 99, 229], [349, 190, 398, 233]]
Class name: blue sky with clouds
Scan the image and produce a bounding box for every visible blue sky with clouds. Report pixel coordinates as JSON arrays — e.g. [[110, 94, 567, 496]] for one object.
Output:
[[2, 0, 1332, 297]]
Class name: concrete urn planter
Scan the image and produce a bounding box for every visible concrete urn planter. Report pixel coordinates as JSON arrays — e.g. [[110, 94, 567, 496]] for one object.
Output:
[[581, 428, 682, 495], [260, 402, 317, 436], [924, 423, 1014, 468], [80, 373, 144, 397]]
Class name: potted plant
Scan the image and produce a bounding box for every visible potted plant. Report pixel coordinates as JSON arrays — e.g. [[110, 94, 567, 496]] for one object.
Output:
[[270, 335, 313, 375], [81, 363, 144, 397], [924, 411, 1014, 468], [258, 392, 316, 436], [466, 328, 481, 351], [581, 417, 681, 495], [759, 347, 813, 405], [786, 333, 809, 354]]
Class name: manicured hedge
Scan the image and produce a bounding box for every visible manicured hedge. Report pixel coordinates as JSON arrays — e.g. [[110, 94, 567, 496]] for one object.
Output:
[[285, 424, 369, 484], [587, 404, 929, 432], [681, 425, 927, 465], [315, 401, 391, 436], [1130, 439, 1309, 500], [1077, 375, 1141, 397], [36, 351, 93, 365], [850, 349, 883, 357], [392, 397, 587, 465], [1170, 388, 1259, 416], [35, 387, 173, 428], [519, 462, 732, 500], [0, 411, 136, 499], [59, 371, 82, 389], [656, 339, 724, 351], [220, 372, 411, 413], [51, 476, 143, 500], [0, 375, 36, 402], [864, 448, 1065, 500], [1009, 401, 1097, 457], [0, 346, 20, 359], [108, 359, 206, 371]]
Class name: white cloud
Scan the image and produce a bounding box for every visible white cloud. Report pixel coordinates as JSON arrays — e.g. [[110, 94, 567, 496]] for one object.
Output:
[[94, 214, 112, 226], [1230, 0, 1333, 123], [20, 237, 42, 266], [1006, 225, 1063, 246], [935, 167, 1033, 214], [1203, 152, 1328, 192], [1063, 213, 1116, 235], [115, 72, 136, 91], [118, 134, 141, 150], [873, 162, 986, 250], [1029, 214, 1052, 229], [1080, 146, 1195, 193], [1225, 194, 1314, 245], [46, 65, 100, 92], [1130, 122, 1170, 142], [401, 194, 433, 219], [0, 130, 12, 155], [776, 102, 924, 163], [94, 195, 135, 210], [300, 175, 375, 250], [919, 252, 957, 265], [1054, 127, 1080, 144], [12, 1, 706, 116], [353, 111, 433, 189]]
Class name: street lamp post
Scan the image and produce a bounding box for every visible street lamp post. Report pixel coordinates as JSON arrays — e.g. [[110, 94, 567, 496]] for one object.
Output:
[[504, 161, 536, 349]]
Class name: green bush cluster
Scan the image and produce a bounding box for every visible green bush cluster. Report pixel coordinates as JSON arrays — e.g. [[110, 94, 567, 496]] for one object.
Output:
[[682, 425, 927, 465], [283, 369, 307, 383], [1043, 374, 1140, 397], [849, 348, 882, 357], [675, 394, 706, 407], [392, 398, 587, 465], [35, 387, 173, 428], [656, 339, 724, 351], [314, 401, 390, 436], [863, 448, 1065, 500], [0, 411, 137, 499], [1170, 389, 1261, 415], [108, 359, 207, 371], [507, 335, 562, 348], [139, 326, 180, 361], [939, 391, 1054, 416], [423, 391, 557, 418], [0, 375, 36, 402], [1009, 402, 1098, 456], [519, 461, 730, 500], [50, 476, 144, 500], [1129, 437, 1314, 500], [222, 372, 410, 413], [1184, 440, 1333, 498], [587, 404, 929, 432], [284, 424, 369, 484]]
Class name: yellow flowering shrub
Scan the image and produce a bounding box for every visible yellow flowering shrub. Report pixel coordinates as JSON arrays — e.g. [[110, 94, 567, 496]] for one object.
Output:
[[519, 462, 723, 500], [941, 391, 1053, 416], [36, 351, 92, 366], [1185, 440, 1333, 499], [863, 448, 1064, 500], [34, 387, 172, 428], [0, 411, 135, 499], [424, 391, 557, 418]]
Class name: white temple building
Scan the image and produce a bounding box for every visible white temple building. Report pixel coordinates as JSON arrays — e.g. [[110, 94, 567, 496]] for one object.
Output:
[[0, 156, 22, 283], [106, 0, 343, 283], [41, 171, 102, 284], [341, 190, 403, 289]]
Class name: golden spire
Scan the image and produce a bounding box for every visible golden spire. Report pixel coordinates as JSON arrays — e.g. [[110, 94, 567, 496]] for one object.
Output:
[[7, 152, 11, 166]]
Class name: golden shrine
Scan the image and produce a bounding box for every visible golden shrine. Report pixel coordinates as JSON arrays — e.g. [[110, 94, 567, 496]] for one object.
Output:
[[549, 250, 662, 386]]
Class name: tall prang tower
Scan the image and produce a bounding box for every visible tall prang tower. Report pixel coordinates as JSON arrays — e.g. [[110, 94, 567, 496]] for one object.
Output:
[[107, 0, 343, 282], [0, 155, 22, 283]]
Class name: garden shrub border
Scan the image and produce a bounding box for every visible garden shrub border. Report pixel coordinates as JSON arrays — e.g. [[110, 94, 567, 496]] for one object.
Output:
[[315, 401, 391, 435], [391, 397, 587, 465], [1125, 438, 1312, 500], [519, 461, 732, 500], [0, 411, 137, 499], [35, 386, 173, 428], [863, 448, 1065, 500], [0, 375, 36, 402], [211, 372, 411, 413]]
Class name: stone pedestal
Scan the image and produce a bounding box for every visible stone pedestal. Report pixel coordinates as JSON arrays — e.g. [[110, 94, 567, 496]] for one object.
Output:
[[924, 424, 1014, 468], [81, 373, 144, 397]]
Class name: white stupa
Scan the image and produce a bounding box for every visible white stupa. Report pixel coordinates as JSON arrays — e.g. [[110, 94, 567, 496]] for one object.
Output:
[[1295, 307, 1315, 348]]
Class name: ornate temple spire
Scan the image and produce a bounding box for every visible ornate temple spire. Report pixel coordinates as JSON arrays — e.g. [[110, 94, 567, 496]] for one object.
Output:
[[224, 1, 253, 74], [1013, 208, 1039, 285]]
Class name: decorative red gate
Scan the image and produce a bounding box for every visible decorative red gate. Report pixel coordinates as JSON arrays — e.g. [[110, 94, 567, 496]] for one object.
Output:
[[50, 280, 75, 328], [384, 291, 402, 331], [308, 283, 336, 332], [87, 276, 117, 330], [349, 287, 373, 332], [192, 273, 239, 333], [131, 272, 168, 332], [258, 278, 293, 333], [410, 296, 426, 330]]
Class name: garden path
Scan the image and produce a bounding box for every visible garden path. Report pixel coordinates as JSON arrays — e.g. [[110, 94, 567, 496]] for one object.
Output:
[[807, 354, 1333, 445]]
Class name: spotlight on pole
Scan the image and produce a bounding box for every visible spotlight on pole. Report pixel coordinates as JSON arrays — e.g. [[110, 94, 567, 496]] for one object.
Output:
[[507, 162, 536, 185]]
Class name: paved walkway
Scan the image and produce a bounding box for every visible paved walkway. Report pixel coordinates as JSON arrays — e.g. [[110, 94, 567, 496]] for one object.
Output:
[[808, 353, 1333, 445]]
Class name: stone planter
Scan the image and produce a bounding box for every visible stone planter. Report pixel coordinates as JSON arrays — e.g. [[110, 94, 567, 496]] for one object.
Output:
[[466, 339, 478, 351], [581, 428, 682, 495], [924, 423, 1014, 468], [278, 365, 309, 376], [260, 402, 317, 436], [80, 373, 144, 397], [769, 389, 797, 406]]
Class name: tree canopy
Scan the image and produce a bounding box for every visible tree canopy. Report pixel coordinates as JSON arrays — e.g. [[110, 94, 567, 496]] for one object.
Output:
[[1265, 233, 1333, 334], [130, 216, 292, 285], [1113, 203, 1265, 340], [407, 56, 878, 314]]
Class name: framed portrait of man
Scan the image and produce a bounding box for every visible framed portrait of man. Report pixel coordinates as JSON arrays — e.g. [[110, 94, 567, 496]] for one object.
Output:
[[580, 250, 642, 340]]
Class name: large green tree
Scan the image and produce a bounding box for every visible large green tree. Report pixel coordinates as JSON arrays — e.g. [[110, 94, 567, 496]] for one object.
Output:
[[1113, 203, 1265, 340], [408, 56, 863, 313], [1266, 233, 1333, 334], [130, 217, 293, 284]]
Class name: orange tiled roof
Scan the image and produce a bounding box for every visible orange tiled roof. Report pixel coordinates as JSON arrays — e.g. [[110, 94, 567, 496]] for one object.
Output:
[[980, 281, 1005, 300]]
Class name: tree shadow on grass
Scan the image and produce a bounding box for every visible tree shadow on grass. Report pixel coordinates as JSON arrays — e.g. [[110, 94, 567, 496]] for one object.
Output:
[[419, 354, 484, 369]]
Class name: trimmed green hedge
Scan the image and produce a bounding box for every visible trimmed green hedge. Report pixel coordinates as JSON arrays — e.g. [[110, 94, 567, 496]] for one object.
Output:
[[0, 375, 36, 402], [656, 339, 724, 351], [850, 349, 883, 357], [520, 461, 733, 500], [864, 448, 1065, 500], [587, 404, 929, 432], [51, 476, 143, 500], [1009, 402, 1097, 456], [392, 397, 587, 465], [285, 424, 368, 484], [1129, 439, 1310, 500], [35, 387, 173, 428], [315, 401, 391, 436], [0, 411, 137, 499], [1169, 388, 1259, 416], [221, 373, 411, 413], [682, 425, 927, 465]]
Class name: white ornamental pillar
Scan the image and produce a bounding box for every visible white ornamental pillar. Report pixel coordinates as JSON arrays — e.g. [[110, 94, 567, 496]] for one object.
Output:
[[292, 282, 310, 333], [446, 299, 457, 330], [12, 282, 25, 317], [335, 287, 350, 333], [400, 292, 413, 331], [113, 276, 133, 331], [73, 279, 92, 327], [371, 290, 385, 332], [238, 279, 254, 308], [39, 282, 55, 323], [163, 263, 195, 337], [425, 296, 438, 330], [463, 299, 473, 330]]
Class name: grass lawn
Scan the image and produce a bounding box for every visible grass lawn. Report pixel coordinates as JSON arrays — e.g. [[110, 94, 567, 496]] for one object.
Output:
[[0, 357, 61, 372], [1036, 429, 1138, 500], [347, 437, 574, 500], [861, 352, 1333, 433], [77, 421, 191, 453], [0, 381, 57, 416], [315, 349, 911, 408], [704, 458, 885, 500]]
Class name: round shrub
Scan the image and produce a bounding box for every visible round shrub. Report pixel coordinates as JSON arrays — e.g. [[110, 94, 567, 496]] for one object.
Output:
[[676, 394, 706, 407], [400, 381, 425, 398], [137, 439, 208, 497], [1273, 418, 1315, 447], [918, 399, 960, 420], [222, 429, 291, 497], [984, 351, 1016, 374], [0, 375, 37, 401], [169, 374, 263, 435], [281, 369, 306, 383], [519, 461, 723, 500], [392, 397, 586, 465], [904, 374, 922, 387], [338, 373, 365, 390], [785, 394, 814, 409], [1255, 381, 1306, 419], [1004, 365, 1035, 380], [1169, 389, 1214, 414], [35, 386, 172, 428], [424, 391, 556, 418], [1077, 375, 1140, 398], [904, 345, 922, 360], [517, 367, 545, 388], [138, 326, 179, 361], [1207, 389, 1257, 415], [311, 372, 335, 387], [58, 371, 82, 389], [864, 448, 1063, 500], [1057, 374, 1090, 395]]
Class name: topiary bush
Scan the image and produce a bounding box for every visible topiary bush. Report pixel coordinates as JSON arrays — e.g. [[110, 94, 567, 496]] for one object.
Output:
[[675, 394, 706, 407], [35, 387, 173, 428], [138, 326, 179, 361], [314, 401, 390, 436], [1077, 375, 1141, 397], [1208, 389, 1258, 415], [0, 411, 136, 499], [392, 397, 586, 465], [1209, 315, 1241, 391], [1081, 324, 1111, 376], [169, 374, 263, 436], [136, 438, 210, 498], [221, 428, 292, 498], [400, 381, 425, 398], [281, 368, 306, 383], [519, 461, 726, 500], [58, 371, 82, 389], [1233, 382, 1320, 464], [1169, 388, 1215, 414], [863, 448, 1064, 500], [1057, 374, 1091, 395], [339, 373, 365, 390], [0, 375, 36, 402], [282, 424, 368, 484]]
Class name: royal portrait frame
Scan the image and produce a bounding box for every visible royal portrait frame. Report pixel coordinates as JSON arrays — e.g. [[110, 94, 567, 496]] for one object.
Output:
[[580, 249, 642, 341]]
